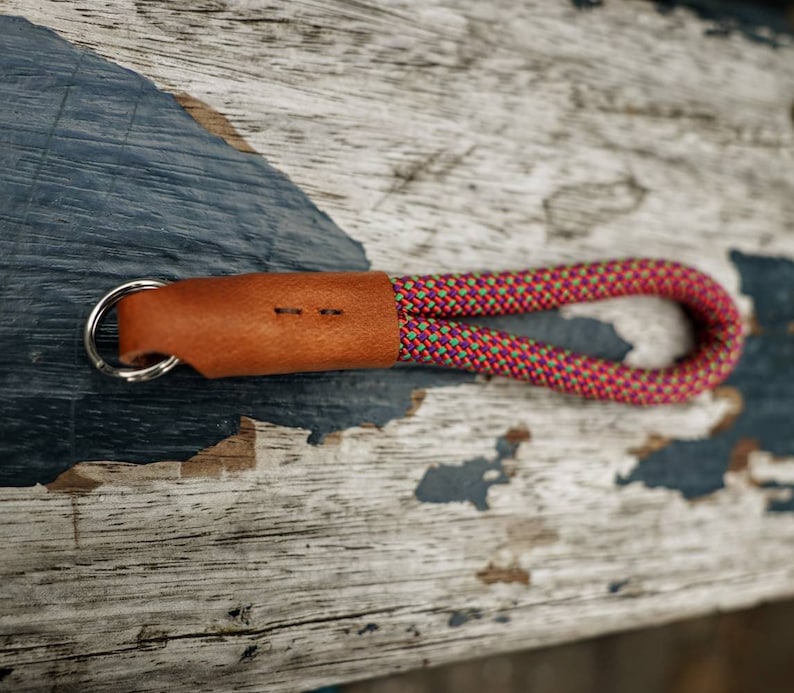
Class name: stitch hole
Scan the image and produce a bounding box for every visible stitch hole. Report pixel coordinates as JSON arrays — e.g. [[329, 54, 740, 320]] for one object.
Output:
[[319, 308, 343, 316], [274, 307, 302, 315]]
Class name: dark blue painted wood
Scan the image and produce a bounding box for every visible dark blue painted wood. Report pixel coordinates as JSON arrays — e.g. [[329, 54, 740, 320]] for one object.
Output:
[[0, 16, 630, 486]]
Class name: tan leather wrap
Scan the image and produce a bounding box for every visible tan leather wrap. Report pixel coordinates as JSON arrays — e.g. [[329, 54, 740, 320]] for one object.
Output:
[[117, 272, 400, 378]]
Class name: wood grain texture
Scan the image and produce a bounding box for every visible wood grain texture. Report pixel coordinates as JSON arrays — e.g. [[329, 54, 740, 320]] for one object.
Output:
[[0, 0, 793, 690]]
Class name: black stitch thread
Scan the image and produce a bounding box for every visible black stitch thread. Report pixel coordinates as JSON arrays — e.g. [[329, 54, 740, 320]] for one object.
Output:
[[319, 308, 343, 316], [274, 307, 302, 315]]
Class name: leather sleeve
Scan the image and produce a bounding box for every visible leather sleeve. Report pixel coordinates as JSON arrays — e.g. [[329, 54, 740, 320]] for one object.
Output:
[[117, 271, 400, 378]]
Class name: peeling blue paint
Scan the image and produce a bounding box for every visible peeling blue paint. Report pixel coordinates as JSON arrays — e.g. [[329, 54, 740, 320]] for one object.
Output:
[[493, 614, 511, 623], [415, 435, 524, 511], [356, 623, 379, 635], [608, 579, 630, 594], [617, 251, 794, 512], [448, 609, 482, 627]]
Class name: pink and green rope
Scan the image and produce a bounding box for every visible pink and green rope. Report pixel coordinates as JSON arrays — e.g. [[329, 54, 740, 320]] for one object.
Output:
[[390, 259, 744, 405]]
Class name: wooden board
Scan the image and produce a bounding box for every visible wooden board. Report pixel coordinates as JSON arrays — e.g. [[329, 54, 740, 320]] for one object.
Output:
[[0, 1, 793, 690]]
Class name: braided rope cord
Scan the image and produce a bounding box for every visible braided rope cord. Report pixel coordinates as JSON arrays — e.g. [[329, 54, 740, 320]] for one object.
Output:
[[391, 259, 744, 405]]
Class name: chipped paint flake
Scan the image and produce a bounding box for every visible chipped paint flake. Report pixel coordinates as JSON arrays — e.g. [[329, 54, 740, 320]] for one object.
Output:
[[448, 610, 482, 627], [415, 434, 523, 511]]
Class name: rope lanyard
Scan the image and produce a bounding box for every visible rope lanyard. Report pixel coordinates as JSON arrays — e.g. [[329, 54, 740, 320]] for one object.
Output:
[[86, 258, 744, 405], [391, 259, 743, 405]]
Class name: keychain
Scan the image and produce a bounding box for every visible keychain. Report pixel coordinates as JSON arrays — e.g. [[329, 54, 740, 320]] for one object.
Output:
[[84, 259, 744, 405]]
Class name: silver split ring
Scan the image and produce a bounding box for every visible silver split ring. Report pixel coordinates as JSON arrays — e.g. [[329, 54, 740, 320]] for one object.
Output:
[[84, 279, 181, 383]]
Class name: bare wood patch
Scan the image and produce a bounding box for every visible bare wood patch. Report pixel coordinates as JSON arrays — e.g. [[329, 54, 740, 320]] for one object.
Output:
[[174, 92, 258, 154], [710, 386, 745, 436], [729, 437, 761, 473], [504, 426, 531, 444], [322, 431, 344, 446], [46, 466, 104, 494], [476, 562, 530, 586], [405, 389, 426, 417], [629, 433, 671, 460], [749, 313, 764, 336]]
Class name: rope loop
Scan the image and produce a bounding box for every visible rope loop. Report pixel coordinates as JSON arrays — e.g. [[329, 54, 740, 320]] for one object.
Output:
[[391, 259, 744, 404]]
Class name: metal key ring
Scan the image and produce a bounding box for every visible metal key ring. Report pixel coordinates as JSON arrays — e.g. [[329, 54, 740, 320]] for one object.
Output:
[[84, 279, 181, 382]]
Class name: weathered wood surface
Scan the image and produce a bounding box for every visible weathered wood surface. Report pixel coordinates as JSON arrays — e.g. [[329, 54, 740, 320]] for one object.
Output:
[[0, 0, 793, 690]]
